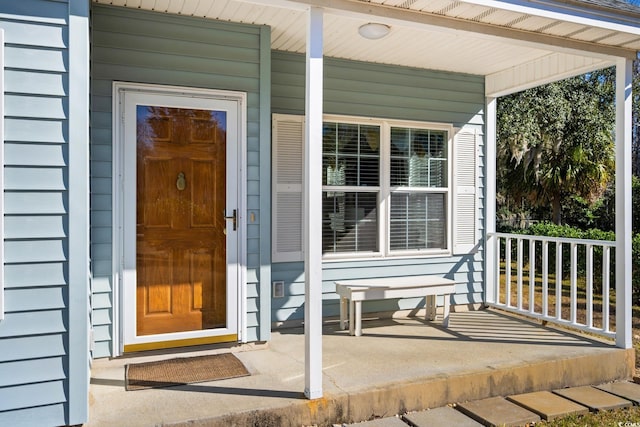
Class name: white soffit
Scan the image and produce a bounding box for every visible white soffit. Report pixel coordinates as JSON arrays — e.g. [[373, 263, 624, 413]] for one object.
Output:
[[93, 0, 637, 85]]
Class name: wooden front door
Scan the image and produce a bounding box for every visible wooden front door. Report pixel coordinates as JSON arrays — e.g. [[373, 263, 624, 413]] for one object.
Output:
[[136, 106, 227, 336]]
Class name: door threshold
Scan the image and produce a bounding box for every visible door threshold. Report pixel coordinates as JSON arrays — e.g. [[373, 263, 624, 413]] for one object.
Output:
[[124, 334, 239, 353]]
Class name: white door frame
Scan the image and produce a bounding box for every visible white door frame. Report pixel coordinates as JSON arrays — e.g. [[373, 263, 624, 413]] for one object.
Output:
[[112, 82, 247, 355]]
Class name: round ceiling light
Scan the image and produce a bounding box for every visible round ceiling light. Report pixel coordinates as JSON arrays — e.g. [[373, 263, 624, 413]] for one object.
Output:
[[358, 23, 391, 40]]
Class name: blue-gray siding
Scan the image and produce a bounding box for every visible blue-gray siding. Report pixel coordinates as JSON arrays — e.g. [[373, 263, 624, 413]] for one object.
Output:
[[271, 51, 485, 324], [90, 5, 270, 356], [0, 0, 90, 425]]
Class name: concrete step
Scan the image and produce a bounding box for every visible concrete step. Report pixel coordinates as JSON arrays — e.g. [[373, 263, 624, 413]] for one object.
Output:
[[553, 385, 633, 412], [456, 396, 541, 427], [507, 390, 589, 421], [403, 406, 483, 426]]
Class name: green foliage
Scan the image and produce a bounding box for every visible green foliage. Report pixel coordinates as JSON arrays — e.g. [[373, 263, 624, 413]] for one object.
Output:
[[635, 175, 640, 234], [526, 222, 588, 239], [634, 233, 640, 306], [497, 70, 616, 225]]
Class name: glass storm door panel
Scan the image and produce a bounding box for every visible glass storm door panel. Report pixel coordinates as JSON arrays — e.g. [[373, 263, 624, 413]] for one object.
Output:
[[136, 106, 227, 336]]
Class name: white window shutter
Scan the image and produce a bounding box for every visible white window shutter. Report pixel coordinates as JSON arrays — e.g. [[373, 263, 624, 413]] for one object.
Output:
[[452, 127, 478, 255], [272, 114, 305, 262]]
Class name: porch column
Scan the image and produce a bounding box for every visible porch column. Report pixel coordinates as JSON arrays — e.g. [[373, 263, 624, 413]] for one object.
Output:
[[484, 97, 497, 305], [304, 6, 324, 399], [615, 57, 633, 349]]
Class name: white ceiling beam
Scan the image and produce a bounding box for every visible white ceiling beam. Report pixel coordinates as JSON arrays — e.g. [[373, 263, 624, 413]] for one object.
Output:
[[240, 0, 638, 59]]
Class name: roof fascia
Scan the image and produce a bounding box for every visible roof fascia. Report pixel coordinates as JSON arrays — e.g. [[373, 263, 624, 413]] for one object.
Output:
[[460, 0, 640, 34]]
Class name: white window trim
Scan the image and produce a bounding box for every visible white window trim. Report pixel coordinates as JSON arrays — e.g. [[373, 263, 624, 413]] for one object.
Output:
[[320, 114, 455, 262]]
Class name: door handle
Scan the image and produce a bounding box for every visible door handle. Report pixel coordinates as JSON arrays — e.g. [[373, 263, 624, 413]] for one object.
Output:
[[224, 209, 237, 231]]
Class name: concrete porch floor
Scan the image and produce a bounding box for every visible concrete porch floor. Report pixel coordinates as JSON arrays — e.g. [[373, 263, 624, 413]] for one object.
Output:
[[88, 309, 634, 426]]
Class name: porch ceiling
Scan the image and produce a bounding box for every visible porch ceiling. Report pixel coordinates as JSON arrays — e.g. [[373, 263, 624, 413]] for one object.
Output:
[[94, 0, 640, 95]]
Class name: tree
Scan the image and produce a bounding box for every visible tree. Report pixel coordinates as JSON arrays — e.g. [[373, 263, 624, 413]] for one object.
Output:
[[497, 71, 615, 225]]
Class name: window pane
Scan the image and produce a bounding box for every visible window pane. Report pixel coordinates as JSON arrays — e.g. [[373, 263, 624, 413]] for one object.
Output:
[[323, 122, 380, 186], [322, 192, 378, 253], [389, 193, 446, 250], [390, 127, 447, 187]]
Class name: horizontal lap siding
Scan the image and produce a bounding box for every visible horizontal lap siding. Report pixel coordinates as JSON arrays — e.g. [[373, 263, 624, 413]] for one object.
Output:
[[90, 5, 264, 356], [271, 51, 485, 324], [272, 51, 485, 126], [0, 1, 73, 425]]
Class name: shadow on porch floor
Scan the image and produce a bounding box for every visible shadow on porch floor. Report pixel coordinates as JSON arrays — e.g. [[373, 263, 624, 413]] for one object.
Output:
[[88, 308, 633, 426]]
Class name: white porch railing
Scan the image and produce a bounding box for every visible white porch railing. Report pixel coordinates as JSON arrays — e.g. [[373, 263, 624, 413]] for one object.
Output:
[[487, 232, 616, 340]]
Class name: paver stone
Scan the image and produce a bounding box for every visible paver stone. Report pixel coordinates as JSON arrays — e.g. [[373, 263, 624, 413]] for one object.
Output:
[[596, 381, 640, 405], [507, 391, 589, 420], [553, 386, 632, 412], [343, 416, 408, 427], [456, 396, 541, 427], [403, 406, 483, 426]]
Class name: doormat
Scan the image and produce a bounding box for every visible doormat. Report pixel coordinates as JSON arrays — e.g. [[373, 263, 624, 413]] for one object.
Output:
[[125, 353, 250, 391]]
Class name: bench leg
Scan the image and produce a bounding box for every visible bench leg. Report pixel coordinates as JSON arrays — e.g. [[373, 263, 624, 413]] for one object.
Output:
[[340, 297, 348, 330], [426, 295, 436, 321], [354, 300, 363, 336], [442, 294, 450, 327], [349, 299, 355, 336]]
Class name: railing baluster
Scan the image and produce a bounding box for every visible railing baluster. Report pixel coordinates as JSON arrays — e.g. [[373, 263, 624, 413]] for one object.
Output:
[[505, 238, 511, 307], [487, 233, 616, 340], [586, 244, 593, 329], [542, 240, 549, 318], [529, 238, 536, 314], [517, 238, 523, 310], [496, 236, 502, 305], [603, 246, 610, 333], [570, 242, 578, 325], [556, 241, 562, 321]]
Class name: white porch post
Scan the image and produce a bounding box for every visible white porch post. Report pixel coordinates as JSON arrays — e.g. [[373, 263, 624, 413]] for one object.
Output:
[[484, 97, 497, 305], [615, 57, 633, 349], [304, 6, 324, 399]]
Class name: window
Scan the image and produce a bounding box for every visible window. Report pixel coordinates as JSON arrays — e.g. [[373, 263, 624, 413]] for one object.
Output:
[[321, 118, 452, 258], [272, 114, 478, 262], [322, 122, 380, 254], [389, 127, 448, 252]]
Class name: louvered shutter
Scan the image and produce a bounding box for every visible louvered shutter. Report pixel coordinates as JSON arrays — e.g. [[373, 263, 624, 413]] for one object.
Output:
[[452, 127, 478, 254], [272, 114, 305, 262]]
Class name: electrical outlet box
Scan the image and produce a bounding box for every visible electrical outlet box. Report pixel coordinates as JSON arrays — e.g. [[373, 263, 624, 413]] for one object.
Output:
[[273, 281, 285, 298]]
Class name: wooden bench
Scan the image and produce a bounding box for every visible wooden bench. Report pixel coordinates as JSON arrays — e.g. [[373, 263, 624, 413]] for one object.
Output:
[[335, 276, 456, 336]]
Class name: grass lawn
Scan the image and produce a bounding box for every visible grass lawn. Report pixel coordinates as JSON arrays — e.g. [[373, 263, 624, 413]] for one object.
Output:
[[540, 406, 640, 426]]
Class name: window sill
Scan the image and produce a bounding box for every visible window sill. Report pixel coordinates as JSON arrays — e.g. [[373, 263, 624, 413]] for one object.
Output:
[[321, 249, 451, 263]]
